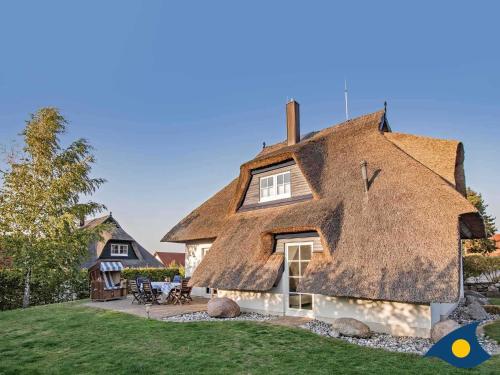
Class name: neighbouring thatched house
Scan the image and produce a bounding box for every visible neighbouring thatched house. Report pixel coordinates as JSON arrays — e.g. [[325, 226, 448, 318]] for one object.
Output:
[[82, 214, 163, 269], [162, 101, 485, 337]]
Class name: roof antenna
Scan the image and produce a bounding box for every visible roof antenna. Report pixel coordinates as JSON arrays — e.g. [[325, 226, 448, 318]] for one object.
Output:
[[344, 79, 349, 121]]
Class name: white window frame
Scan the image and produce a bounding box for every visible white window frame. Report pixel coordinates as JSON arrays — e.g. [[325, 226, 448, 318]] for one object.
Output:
[[110, 244, 129, 257], [285, 242, 314, 316], [259, 171, 291, 203]]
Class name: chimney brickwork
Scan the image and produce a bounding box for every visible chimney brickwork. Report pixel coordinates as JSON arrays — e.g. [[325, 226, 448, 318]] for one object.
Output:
[[286, 100, 300, 145]]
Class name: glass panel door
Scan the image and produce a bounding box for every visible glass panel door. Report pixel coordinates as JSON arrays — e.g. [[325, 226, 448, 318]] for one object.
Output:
[[286, 243, 313, 313]]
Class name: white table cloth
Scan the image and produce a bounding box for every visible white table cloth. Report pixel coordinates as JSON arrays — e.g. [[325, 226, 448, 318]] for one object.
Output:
[[150, 281, 180, 303]]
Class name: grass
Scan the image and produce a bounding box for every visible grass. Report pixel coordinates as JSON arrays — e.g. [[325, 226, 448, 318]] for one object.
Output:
[[0, 302, 499, 374], [484, 321, 500, 345], [489, 297, 500, 306]]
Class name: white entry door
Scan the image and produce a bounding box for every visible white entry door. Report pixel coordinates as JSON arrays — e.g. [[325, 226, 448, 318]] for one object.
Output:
[[285, 242, 313, 317]]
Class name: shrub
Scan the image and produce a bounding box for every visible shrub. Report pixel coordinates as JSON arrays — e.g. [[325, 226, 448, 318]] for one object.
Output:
[[122, 267, 184, 282], [463, 255, 500, 283], [0, 269, 89, 311]]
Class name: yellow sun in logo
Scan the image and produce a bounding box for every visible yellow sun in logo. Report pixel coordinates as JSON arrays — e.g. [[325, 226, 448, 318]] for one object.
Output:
[[451, 339, 471, 358]]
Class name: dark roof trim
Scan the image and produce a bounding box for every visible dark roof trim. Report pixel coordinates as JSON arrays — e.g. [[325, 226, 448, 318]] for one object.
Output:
[[238, 194, 313, 212], [379, 107, 391, 132], [251, 159, 295, 175], [275, 231, 319, 239]]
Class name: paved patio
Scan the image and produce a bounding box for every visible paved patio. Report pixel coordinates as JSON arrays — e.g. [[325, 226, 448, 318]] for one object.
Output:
[[83, 295, 209, 320], [84, 295, 312, 328]]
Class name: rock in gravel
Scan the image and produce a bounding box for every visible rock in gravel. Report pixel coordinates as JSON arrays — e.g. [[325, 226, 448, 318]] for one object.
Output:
[[465, 292, 489, 305], [467, 302, 489, 320], [465, 290, 487, 299], [466, 295, 487, 306], [207, 297, 241, 318], [431, 320, 459, 342], [331, 318, 372, 338]]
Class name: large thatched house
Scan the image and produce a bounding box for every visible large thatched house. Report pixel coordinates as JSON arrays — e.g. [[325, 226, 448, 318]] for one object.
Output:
[[82, 214, 163, 269], [162, 101, 484, 337]]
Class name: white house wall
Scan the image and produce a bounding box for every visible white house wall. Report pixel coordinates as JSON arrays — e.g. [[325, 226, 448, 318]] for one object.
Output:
[[185, 234, 455, 337], [185, 240, 213, 297], [219, 287, 432, 338]]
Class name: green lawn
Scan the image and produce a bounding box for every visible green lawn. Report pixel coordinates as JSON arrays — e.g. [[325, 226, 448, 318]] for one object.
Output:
[[484, 321, 500, 345], [489, 297, 500, 306], [0, 302, 498, 375]]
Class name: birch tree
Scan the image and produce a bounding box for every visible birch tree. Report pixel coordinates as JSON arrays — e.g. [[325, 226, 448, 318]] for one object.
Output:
[[0, 108, 106, 307]]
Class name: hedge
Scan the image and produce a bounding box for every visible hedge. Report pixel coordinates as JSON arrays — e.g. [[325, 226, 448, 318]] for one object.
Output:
[[0, 269, 89, 311], [0, 266, 185, 311], [122, 267, 184, 282]]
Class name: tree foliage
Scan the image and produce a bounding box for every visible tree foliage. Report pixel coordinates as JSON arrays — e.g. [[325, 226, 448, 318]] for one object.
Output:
[[463, 255, 500, 283], [0, 108, 106, 307], [463, 188, 497, 254]]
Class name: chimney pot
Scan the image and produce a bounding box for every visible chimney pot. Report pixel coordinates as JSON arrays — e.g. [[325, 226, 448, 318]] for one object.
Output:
[[286, 100, 300, 145]]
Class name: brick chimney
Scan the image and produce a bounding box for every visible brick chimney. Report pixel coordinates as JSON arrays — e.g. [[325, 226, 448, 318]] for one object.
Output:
[[286, 99, 300, 145]]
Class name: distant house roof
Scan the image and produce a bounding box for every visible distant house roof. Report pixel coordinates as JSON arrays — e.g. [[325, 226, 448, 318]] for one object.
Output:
[[153, 252, 185, 267], [490, 234, 500, 257], [82, 214, 163, 268], [162, 109, 484, 304]]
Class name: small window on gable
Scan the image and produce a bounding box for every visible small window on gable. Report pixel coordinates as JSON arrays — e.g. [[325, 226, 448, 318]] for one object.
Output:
[[259, 171, 291, 202], [110, 244, 128, 257]]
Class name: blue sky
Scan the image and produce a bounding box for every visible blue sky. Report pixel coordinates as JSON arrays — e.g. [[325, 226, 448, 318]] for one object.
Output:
[[1, 1, 499, 253]]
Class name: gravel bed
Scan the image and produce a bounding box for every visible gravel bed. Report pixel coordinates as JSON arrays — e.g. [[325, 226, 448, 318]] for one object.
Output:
[[448, 302, 500, 325], [301, 320, 432, 355], [163, 311, 276, 322], [301, 319, 500, 355]]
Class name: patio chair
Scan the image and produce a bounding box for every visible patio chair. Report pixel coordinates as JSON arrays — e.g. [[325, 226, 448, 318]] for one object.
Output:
[[136, 276, 148, 288], [129, 279, 144, 304], [179, 278, 193, 303], [169, 278, 192, 305], [142, 279, 160, 305]]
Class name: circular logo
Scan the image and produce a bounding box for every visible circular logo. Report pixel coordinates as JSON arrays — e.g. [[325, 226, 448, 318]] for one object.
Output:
[[451, 339, 471, 358]]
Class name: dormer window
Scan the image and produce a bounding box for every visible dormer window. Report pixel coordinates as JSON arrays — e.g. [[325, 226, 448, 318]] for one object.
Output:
[[110, 244, 128, 257], [260, 171, 291, 202]]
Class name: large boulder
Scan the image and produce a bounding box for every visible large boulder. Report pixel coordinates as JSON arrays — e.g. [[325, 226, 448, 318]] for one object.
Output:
[[330, 318, 371, 338], [465, 295, 488, 306], [431, 320, 460, 342], [466, 301, 489, 320], [207, 297, 241, 318], [465, 290, 487, 299]]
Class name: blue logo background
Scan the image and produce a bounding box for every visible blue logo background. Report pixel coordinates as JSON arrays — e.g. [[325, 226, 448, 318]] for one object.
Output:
[[425, 322, 490, 368]]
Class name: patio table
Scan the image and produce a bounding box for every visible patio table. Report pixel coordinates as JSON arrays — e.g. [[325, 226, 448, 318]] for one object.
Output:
[[150, 281, 180, 303]]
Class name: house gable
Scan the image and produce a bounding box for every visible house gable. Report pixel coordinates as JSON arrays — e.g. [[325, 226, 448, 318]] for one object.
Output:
[[99, 239, 138, 260], [82, 214, 164, 268]]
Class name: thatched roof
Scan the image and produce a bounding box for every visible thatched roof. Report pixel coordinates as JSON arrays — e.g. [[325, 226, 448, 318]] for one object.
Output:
[[82, 215, 163, 268], [162, 109, 484, 303], [384, 132, 466, 195]]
